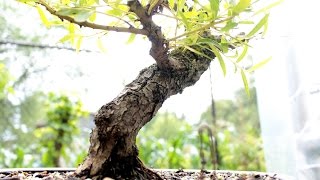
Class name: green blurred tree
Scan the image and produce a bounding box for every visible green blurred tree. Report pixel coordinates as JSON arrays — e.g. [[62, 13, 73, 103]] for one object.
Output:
[[200, 87, 266, 171], [34, 93, 88, 167], [138, 112, 198, 169]]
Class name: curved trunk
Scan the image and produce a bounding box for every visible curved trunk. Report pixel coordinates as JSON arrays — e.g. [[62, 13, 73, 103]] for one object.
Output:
[[76, 48, 215, 179]]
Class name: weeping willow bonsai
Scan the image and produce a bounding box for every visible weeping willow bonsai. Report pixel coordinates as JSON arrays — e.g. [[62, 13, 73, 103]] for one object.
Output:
[[18, 0, 278, 179]]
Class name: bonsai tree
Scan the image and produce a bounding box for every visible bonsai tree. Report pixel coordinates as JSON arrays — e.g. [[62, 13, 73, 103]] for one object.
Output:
[[18, 0, 278, 179]]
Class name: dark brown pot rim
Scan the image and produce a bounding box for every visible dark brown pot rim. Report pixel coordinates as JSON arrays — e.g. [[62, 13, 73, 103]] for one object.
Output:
[[0, 168, 294, 180]]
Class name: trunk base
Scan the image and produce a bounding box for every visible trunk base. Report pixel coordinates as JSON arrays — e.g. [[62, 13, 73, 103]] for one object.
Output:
[[77, 155, 162, 180]]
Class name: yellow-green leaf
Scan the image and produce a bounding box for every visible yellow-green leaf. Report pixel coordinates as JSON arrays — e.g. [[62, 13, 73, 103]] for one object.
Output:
[[241, 69, 250, 96], [76, 36, 83, 52], [221, 21, 238, 32], [68, 23, 75, 34], [73, 10, 94, 22], [184, 46, 212, 59], [209, 0, 219, 18], [233, 0, 251, 14], [253, 0, 284, 16], [247, 13, 269, 38], [126, 33, 136, 44], [89, 12, 97, 22], [210, 45, 226, 76], [168, 0, 175, 10], [36, 5, 51, 28], [97, 37, 107, 52], [262, 19, 269, 37], [236, 43, 248, 62], [247, 56, 271, 73], [58, 34, 71, 43]]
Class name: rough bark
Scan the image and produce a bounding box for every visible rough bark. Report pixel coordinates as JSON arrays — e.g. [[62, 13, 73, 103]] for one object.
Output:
[[75, 47, 215, 179]]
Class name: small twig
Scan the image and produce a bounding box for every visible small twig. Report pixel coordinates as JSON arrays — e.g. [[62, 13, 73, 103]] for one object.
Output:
[[37, 0, 148, 35]]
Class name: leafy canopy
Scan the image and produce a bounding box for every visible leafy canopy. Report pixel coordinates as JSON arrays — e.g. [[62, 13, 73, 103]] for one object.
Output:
[[18, 0, 281, 93]]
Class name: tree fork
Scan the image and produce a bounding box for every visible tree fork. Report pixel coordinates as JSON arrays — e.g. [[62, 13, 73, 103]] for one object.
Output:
[[75, 47, 215, 179]]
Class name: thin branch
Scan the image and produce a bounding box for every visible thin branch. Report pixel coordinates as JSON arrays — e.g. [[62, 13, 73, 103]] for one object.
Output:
[[0, 40, 95, 52], [37, 0, 148, 36], [167, 16, 235, 42]]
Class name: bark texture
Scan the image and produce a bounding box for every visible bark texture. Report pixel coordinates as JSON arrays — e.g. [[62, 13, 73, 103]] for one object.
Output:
[[76, 48, 215, 179]]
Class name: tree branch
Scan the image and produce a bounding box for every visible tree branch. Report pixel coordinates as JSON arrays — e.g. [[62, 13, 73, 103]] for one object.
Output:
[[0, 40, 94, 52], [37, 0, 148, 36], [128, 0, 171, 69]]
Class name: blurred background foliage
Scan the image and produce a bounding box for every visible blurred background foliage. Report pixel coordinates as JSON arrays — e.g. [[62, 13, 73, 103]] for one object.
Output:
[[0, 0, 265, 171]]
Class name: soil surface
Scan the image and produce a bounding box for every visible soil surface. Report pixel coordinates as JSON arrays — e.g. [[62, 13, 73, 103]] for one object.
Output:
[[0, 169, 288, 180]]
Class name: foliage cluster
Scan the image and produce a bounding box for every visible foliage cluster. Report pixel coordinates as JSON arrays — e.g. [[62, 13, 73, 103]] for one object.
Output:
[[18, 0, 280, 94]]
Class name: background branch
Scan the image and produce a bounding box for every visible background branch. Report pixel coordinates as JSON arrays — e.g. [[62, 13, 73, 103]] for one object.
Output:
[[0, 40, 95, 52]]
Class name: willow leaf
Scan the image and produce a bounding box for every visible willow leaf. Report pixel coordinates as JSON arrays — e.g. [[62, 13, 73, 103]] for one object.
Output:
[[36, 5, 50, 28], [210, 45, 226, 76], [236, 43, 248, 62], [247, 57, 271, 73], [247, 14, 269, 38], [241, 69, 250, 96]]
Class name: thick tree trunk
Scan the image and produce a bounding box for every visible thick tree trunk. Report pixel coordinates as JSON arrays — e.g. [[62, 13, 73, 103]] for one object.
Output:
[[75, 48, 215, 179]]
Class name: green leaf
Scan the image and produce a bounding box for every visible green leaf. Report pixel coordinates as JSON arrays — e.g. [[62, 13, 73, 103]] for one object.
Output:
[[168, 0, 175, 10], [126, 33, 136, 44], [36, 5, 51, 28], [107, 9, 123, 16], [239, 20, 254, 24], [97, 37, 107, 52], [253, 0, 284, 16], [184, 46, 212, 59], [236, 43, 248, 62], [221, 21, 238, 32], [178, 11, 190, 30], [209, 0, 219, 18], [210, 45, 226, 76], [57, 8, 93, 22], [262, 18, 269, 37], [233, 0, 251, 14], [247, 56, 271, 73], [74, 10, 94, 22], [247, 13, 269, 38], [56, 8, 79, 16], [76, 36, 83, 52], [89, 12, 97, 22], [58, 34, 72, 43], [241, 69, 250, 96]]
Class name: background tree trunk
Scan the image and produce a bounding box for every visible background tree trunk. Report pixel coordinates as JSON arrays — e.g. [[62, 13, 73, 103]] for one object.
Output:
[[76, 48, 215, 179]]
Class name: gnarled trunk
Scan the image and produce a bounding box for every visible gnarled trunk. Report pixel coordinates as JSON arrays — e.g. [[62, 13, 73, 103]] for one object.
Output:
[[76, 48, 215, 179]]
